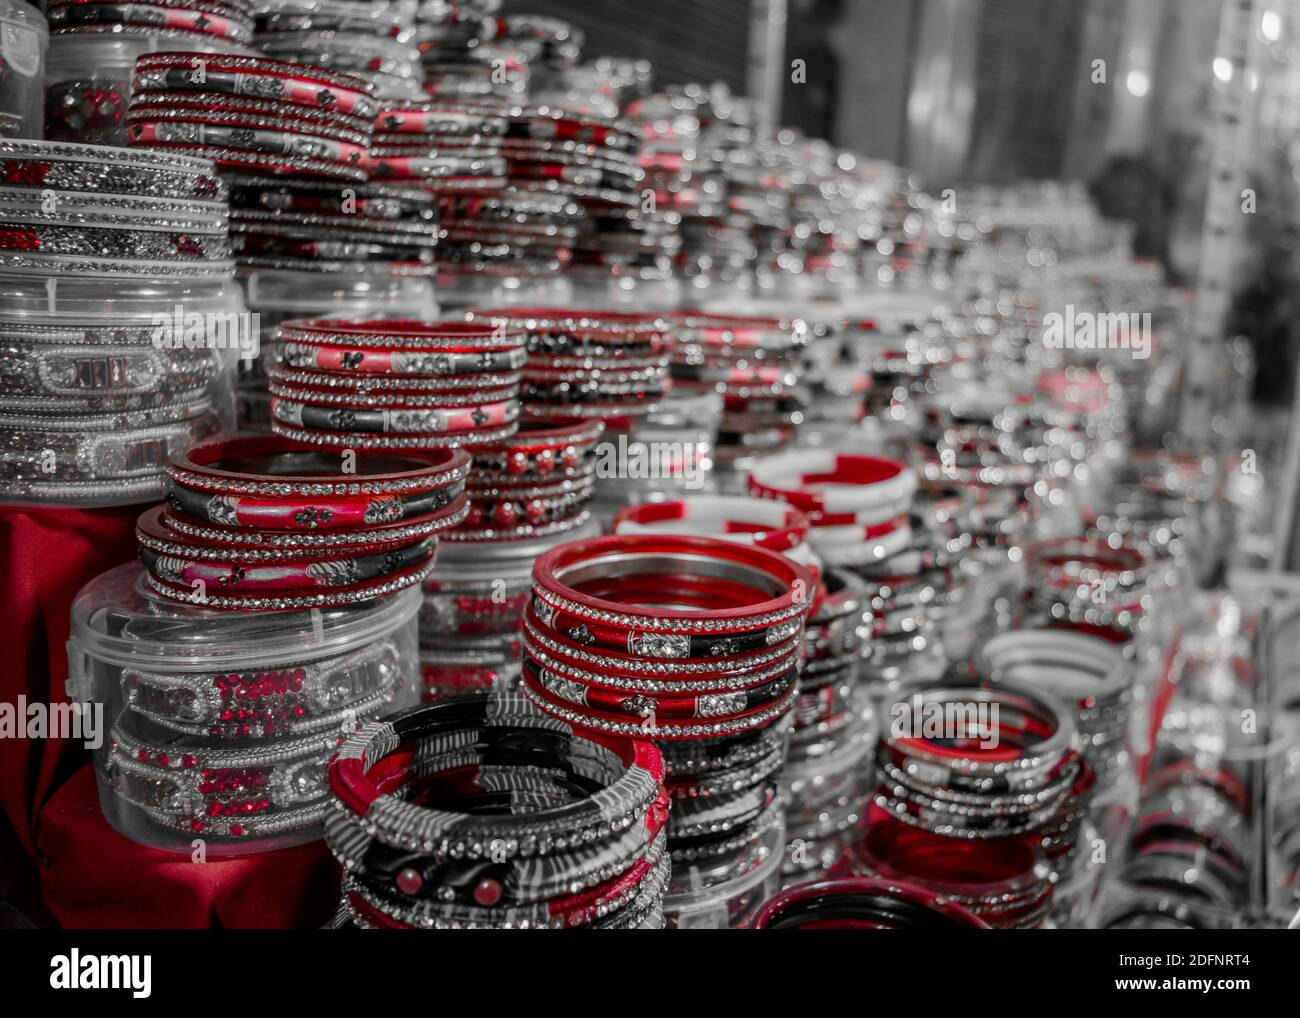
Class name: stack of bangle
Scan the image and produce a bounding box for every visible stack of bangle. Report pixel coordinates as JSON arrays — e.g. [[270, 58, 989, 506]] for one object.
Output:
[[520, 533, 815, 901], [462, 307, 671, 423], [72, 558, 421, 851], [839, 316, 949, 426], [780, 570, 873, 882], [840, 807, 1054, 929], [850, 562, 952, 700], [796, 321, 870, 448], [127, 52, 377, 181], [437, 190, 584, 289], [606, 494, 871, 881], [414, 6, 533, 103], [977, 628, 1132, 785], [268, 318, 525, 448], [47, 0, 255, 45], [452, 417, 603, 537], [1022, 537, 1150, 640], [670, 311, 809, 491], [419, 514, 600, 701], [142, 433, 469, 609], [367, 98, 510, 193], [0, 140, 233, 279], [253, 0, 424, 101], [325, 693, 670, 929], [747, 450, 917, 568], [751, 877, 990, 929]]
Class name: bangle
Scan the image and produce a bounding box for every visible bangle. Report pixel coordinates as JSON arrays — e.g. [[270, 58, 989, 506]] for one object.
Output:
[[132, 51, 378, 117], [748, 450, 917, 522], [267, 378, 518, 410], [840, 811, 1052, 929], [612, 496, 811, 555], [530, 535, 813, 655], [751, 877, 989, 929], [0, 138, 224, 200], [144, 550, 434, 610], [0, 341, 220, 409], [107, 713, 347, 839], [279, 318, 527, 352], [671, 311, 807, 352], [166, 434, 469, 527], [127, 91, 373, 139], [327, 694, 663, 855], [123, 638, 407, 739], [278, 342, 527, 377]]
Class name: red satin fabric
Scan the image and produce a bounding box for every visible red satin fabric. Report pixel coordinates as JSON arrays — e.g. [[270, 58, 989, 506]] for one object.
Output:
[[39, 766, 338, 929], [0, 502, 139, 924], [0, 502, 345, 928]]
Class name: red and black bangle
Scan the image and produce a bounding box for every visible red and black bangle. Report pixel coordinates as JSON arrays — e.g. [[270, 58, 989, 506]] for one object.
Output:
[[166, 435, 470, 529], [132, 52, 378, 117], [670, 310, 805, 351], [271, 396, 518, 435], [267, 377, 520, 410], [468, 418, 604, 480], [127, 120, 369, 166], [530, 536, 814, 659], [278, 341, 528, 377], [751, 877, 990, 930], [462, 307, 671, 356], [127, 94, 373, 141], [520, 608, 803, 686], [279, 318, 528, 352], [521, 659, 800, 741], [145, 549, 435, 610]]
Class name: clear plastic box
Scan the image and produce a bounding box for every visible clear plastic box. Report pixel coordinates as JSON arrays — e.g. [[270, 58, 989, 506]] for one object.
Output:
[[68, 562, 421, 854]]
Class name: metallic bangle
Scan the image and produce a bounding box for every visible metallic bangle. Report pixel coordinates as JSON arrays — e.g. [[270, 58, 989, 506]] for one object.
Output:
[[128, 141, 369, 183], [523, 664, 799, 741], [280, 318, 527, 352], [0, 400, 219, 484], [107, 714, 346, 838], [125, 93, 374, 143], [277, 342, 527, 377], [123, 637, 407, 739], [0, 341, 219, 406], [271, 395, 518, 435], [268, 376, 519, 409], [0, 139, 224, 199], [167, 434, 470, 525], [528, 656, 799, 722], [144, 551, 434, 610], [1, 220, 231, 262], [462, 307, 670, 354], [128, 120, 369, 166], [132, 50, 377, 113], [0, 186, 228, 229]]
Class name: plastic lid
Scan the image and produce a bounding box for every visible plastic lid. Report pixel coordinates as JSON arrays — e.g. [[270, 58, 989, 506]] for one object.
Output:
[[0, 272, 243, 321], [68, 561, 420, 686]]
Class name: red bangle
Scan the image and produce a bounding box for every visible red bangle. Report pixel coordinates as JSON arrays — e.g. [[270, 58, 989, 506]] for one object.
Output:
[[144, 549, 434, 610], [279, 319, 528, 352], [747, 451, 916, 521], [531, 533, 815, 644], [670, 310, 805, 351], [612, 496, 810, 554], [166, 434, 469, 529], [521, 607, 803, 685]]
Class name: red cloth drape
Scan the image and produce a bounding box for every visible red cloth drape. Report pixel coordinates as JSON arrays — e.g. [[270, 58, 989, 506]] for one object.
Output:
[[0, 502, 340, 928]]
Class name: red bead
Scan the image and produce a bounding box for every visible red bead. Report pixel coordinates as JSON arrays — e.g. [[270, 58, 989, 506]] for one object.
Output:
[[507, 451, 529, 475], [534, 450, 556, 473], [396, 868, 423, 895], [473, 879, 502, 906]]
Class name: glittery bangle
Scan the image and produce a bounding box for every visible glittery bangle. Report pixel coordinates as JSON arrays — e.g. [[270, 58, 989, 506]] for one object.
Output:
[[127, 94, 373, 140], [128, 121, 368, 166], [272, 417, 519, 450], [1, 219, 231, 262], [0, 341, 219, 407], [442, 506, 590, 543], [279, 318, 528, 352], [123, 637, 408, 739], [132, 50, 377, 110], [50, 4, 253, 42], [127, 141, 368, 182], [107, 714, 346, 839], [469, 417, 604, 480], [144, 551, 434, 610], [271, 395, 518, 435], [0, 139, 224, 199], [267, 377, 519, 410], [671, 310, 806, 352]]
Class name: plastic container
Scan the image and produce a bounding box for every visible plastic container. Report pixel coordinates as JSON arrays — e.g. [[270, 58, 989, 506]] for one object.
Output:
[[663, 820, 785, 929], [68, 561, 421, 854], [44, 32, 251, 145], [0, 0, 46, 138]]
